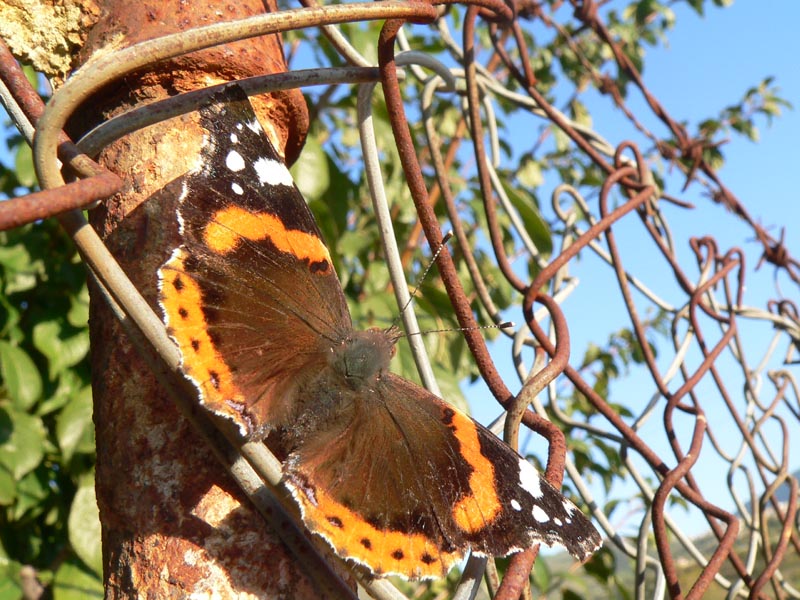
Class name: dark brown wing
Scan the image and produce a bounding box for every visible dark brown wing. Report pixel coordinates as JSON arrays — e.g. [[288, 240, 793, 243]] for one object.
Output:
[[158, 86, 352, 436], [158, 85, 602, 580], [283, 371, 602, 579]]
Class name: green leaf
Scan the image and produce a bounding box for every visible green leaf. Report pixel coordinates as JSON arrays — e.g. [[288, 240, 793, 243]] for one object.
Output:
[[517, 158, 543, 188], [614, 580, 634, 600], [0, 464, 15, 505], [38, 369, 87, 416], [0, 241, 30, 271], [68, 479, 102, 577], [583, 545, 616, 581], [0, 241, 39, 295], [0, 555, 24, 600], [0, 293, 22, 341], [53, 559, 103, 600], [530, 548, 551, 591], [11, 465, 49, 521], [56, 386, 94, 462], [66, 284, 90, 328], [14, 143, 36, 189], [0, 407, 46, 479], [432, 371, 469, 415], [569, 98, 592, 127], [21, 64, 39, 89], [0, 341, 42, 409], [338, 229, 377, 257], [32, 320, 90, 380], [685, 0, 704, 15], [348, 289, 395, 329], [346, 22, 379, 65], [500, 180, 553, 257], [290, 135, 330, 202]]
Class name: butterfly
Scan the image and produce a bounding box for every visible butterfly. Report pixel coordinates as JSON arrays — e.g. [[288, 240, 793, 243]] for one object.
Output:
[[157, 83, 602, 579]]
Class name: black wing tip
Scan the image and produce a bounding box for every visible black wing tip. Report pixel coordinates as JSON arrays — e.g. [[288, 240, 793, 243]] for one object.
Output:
[[194, 82, 283, 164], [554, 508, 603, 562], [197, 83, 255, 127], [528, 517, 602, 563], [202, 82, 251, 112], [568, 532, 603, 563]]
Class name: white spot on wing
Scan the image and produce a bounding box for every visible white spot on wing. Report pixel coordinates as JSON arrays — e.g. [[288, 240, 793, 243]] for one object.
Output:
[[246, 118, 263, 134], [176, 182, 188, 233], [554, 517, 563, 526], [231, 182, 244, 195], [230, 132, 239, 144], [532, 505, 550, 523], [226, 150, 245, 172], [510, 499, 522, 511], [562, 500, 576, 524], [254, 156, 294, 187], [518, 458, 543, 498]]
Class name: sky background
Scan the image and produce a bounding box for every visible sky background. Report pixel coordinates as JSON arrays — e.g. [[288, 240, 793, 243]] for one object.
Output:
[[647, 0, 800, 247], [615, 0, 799, 262], [465, 1, 800, 541]]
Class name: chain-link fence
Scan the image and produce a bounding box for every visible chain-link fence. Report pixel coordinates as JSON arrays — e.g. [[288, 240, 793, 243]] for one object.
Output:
[[1, 1, 798, 598]]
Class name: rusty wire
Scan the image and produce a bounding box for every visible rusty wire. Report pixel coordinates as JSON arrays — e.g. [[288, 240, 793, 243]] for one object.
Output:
[[3, 0, 800, 599]]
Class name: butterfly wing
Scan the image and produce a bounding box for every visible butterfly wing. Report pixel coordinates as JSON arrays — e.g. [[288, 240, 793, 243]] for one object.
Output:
[[283, 371, 602, 579], [159, 85, 602, 579], [158, 86, 352, 435]]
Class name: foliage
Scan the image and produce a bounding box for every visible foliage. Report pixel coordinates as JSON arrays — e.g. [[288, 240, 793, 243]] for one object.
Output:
[[0, 147, 101, 596]]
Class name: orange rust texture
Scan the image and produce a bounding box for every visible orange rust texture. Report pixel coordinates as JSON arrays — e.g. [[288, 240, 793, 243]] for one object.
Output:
[[76, 0, 308, 164], [80, 1, 317, 597]]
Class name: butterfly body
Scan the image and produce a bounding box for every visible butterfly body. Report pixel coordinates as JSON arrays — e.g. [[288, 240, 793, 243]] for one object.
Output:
[[157, 84, 602, 579]]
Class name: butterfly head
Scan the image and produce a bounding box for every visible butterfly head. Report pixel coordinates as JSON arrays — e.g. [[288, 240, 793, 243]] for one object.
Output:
[[330, 328, 400, 390]]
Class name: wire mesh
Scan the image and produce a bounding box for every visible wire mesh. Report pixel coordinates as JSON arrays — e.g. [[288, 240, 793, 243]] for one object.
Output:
[[2, 0, 798, 598]]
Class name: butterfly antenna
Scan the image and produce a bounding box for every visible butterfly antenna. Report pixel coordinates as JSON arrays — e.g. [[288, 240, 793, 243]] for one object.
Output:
[[391, 232, 515, 337], [392, 231, 454, 327], [403, 320, 516, 338]]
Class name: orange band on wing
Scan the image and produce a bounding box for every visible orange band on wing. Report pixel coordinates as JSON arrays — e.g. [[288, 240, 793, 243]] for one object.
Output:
[[160, 249, 246, 430], [204, 205, 331, 265], [290, 483, 460, 579], [448, 410, 502, 533]]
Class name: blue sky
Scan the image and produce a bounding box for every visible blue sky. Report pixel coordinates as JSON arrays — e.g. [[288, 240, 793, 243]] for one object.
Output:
[[476, 1, 800, 540], [608, 0, 799, 263], [649, 1, 800, 244], [616, 0, 800, 532]]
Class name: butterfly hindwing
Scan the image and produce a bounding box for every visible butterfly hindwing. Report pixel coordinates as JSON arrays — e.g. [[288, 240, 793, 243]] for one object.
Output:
[[283, 370, 601, 578]]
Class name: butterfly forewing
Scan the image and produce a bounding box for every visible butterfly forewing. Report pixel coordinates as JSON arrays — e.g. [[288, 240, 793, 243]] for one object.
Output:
[[159, 88, 352, 434]]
